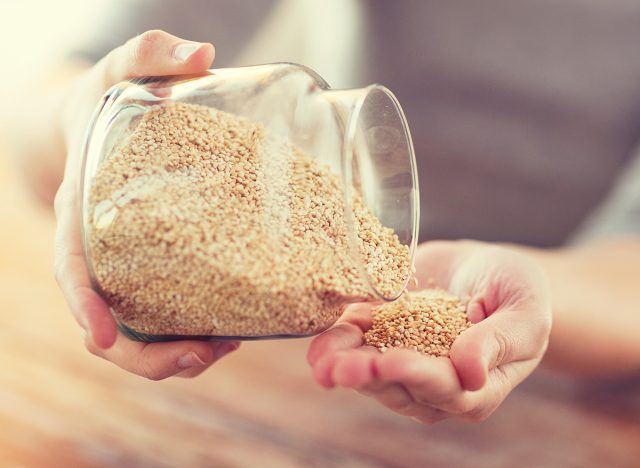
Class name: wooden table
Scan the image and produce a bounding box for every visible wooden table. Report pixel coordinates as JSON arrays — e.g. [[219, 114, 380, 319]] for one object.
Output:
[[1, 143, 638, 468]]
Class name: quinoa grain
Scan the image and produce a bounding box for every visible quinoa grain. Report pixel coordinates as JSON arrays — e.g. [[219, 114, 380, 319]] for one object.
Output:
[[364, 289, 472, 356], [87, 102, 410, 338]]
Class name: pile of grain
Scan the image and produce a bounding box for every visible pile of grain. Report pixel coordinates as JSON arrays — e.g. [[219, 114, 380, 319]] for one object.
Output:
[[364, 289, 472, 356], [88, 102, 410, 338]]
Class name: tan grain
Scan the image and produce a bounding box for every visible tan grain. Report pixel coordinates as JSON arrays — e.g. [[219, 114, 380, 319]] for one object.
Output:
[[364, 289, 472, 356], [87, 102, 410, 337]]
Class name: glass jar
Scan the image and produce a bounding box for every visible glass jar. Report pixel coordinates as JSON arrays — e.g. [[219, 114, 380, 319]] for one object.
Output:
[[80, 63, 419, 342]]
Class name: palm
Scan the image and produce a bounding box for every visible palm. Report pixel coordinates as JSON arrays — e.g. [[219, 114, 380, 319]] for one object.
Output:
[[307, 241, 551, 423]]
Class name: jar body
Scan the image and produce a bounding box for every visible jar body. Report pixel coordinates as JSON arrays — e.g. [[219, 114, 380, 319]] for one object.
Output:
[[81, 63, 419, 341]]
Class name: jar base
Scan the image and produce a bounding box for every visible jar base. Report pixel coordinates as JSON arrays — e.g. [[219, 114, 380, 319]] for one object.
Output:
[[117, 322, 318, 342]]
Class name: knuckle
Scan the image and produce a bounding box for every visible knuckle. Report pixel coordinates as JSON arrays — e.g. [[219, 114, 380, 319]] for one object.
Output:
[[144, 372, 164, 382], [413, 416, 438, 425], [375, 387, 415, 415], [465, 408, 493, 423], [533, 316, 552, 358], [175, 367, 206, 379], [137, 354, 166, 381], [53, 183, 69, 218], [141, 363, 163, 381], [391, 399, 419, 417], [139, 29, 167, 43], [538, 311, 553, 340], [447, 397, 474, 415], [542, 311, 553, 334], [84, 339, 100, 357], [141, 368, 164, 381], [412, 407, 448, 425], [413, 413, 447, 425], [492, 327, 511, 366], [131, 29, 167, 63]]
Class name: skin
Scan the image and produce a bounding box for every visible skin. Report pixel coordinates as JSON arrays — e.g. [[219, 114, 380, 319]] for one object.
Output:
[[308, 238, 640, 423], [308, 241, 553, 423], [8, 30, 640, 419], [20, 30, 242, 380], [520, 239, 640, 378]]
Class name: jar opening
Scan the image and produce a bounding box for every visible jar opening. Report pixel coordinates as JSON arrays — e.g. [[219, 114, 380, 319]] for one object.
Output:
[[342, 85, 419, 301]]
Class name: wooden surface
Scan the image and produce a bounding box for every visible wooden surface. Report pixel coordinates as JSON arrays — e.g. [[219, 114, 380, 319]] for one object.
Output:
[[1, 143, 639, 468]]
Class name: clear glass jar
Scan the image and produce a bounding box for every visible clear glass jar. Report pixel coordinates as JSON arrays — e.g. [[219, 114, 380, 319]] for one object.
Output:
[[80, 63, 419, 342]]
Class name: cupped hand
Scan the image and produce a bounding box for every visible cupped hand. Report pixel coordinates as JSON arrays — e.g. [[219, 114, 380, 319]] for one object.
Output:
[[307, 240, 552, 422], [54, 30, 240, 379]]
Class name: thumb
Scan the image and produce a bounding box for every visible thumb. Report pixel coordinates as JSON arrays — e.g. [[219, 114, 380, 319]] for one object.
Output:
[[61, 30, 215, 150], [448, 318, 512, 391], [97, 30, 215, 89], [448, 306, 547, 391]]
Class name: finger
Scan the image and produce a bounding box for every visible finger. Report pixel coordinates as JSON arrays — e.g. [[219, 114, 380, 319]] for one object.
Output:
[[449, 306, 550, 391], [54, 181, 118, 348], [307, 322, 362, 366], [359, 381, 415, 413], [338, 302, 375, 330], [330, 347, 380, 388], [307, 305, 372, 365], [175, 341, 240, 378], [410, 407, 449, 425], [311, 344, 376, 389], [451, 360, 537, 422], [358, 372, 463, 424], [359, 381, 448, 423], [374, 349, 464, 406], [86, 334, 239, 380], [466, 299, 487, 323], [311, 352, 341, 388], [97, 30, 215, 89]]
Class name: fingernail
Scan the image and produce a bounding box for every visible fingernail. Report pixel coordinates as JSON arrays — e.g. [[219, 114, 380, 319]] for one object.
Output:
[[213, 342, 239, 360], [173, 43, 202, 62], [177, 351, 207, 369]]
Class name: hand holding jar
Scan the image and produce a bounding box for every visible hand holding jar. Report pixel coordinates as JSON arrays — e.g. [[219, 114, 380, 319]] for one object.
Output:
[[54, 31, 240, 379]]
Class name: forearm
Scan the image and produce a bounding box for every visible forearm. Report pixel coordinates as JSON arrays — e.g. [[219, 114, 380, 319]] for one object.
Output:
[[515, 238, 640, 378]]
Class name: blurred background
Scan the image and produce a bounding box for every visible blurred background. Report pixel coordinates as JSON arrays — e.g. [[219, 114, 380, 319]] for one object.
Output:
[[1, 1, 640, 466], [0, 1, 105, 105]]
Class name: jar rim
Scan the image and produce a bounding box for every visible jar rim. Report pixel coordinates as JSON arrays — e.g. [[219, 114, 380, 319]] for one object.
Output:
[[341, 84, 420, 301]]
